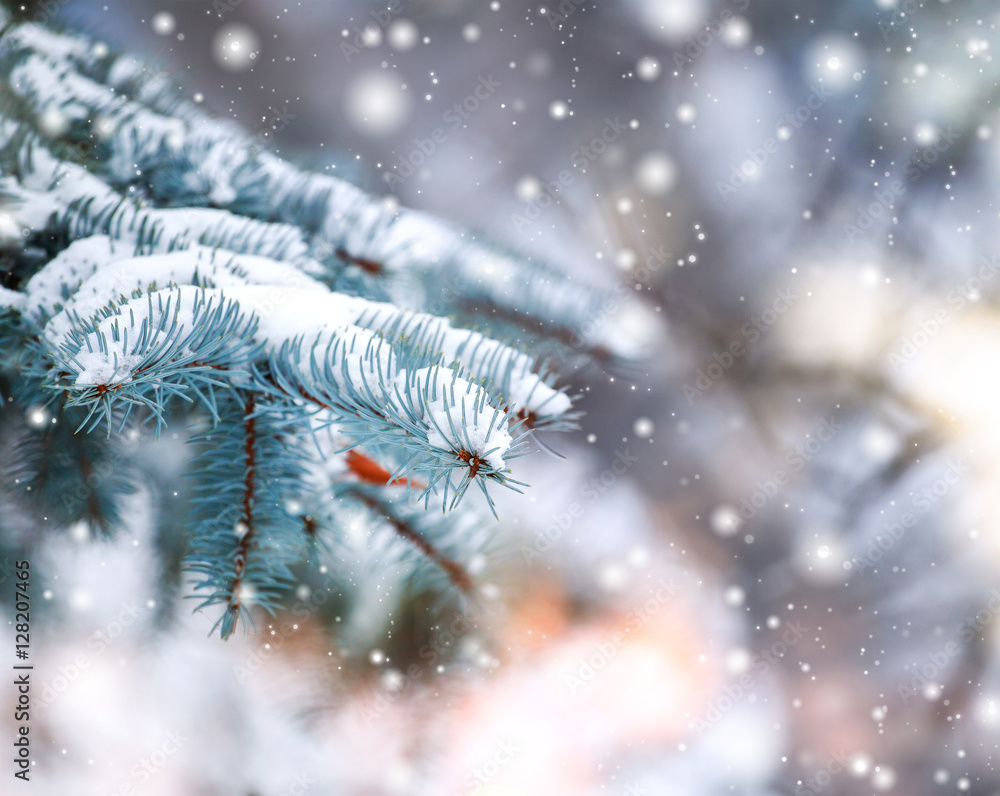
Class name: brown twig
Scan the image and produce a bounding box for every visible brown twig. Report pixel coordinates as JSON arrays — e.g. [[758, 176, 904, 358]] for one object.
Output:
[[354, 491, 473, 595]]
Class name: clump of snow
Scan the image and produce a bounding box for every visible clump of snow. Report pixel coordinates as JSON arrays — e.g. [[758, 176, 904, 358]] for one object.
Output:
[[0, 285, 26, 311], [8, 28, 627, 365], [396, 367, 511, 469], [42, 273, 560, 461], [62, 286, 227, 387], [23, 236, 120, 321], [507, 371, 571, 417], [312, 324, 398, 396], [3, 29, 576, 454]]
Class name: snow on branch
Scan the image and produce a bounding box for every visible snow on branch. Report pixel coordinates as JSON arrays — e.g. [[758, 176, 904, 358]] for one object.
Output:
[[0, 18, 630, 636], [0, 19, 644, 361]]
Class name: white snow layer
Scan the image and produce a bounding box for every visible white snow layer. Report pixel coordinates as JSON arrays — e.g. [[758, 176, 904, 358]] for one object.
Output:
[[0, 22, 638, 358], [0, 285, 26, 311], [48, 283, 532, 467], [398, 367, 511, 469], [0, 21, 576, 467]]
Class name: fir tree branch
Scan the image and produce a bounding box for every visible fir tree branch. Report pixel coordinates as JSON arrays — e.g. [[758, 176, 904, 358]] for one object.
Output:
[[0, 18, 625, 636], [186, 392, 308, 639], [0, 20, 640, 360], [350, 488, 474, 595]]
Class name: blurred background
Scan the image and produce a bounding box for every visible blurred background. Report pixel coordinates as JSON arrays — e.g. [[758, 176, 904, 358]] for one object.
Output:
[[7, 0, 1000, 793]]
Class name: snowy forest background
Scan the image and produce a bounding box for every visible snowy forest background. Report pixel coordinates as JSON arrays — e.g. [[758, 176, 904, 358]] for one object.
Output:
[[3, 0, 1000, 794]]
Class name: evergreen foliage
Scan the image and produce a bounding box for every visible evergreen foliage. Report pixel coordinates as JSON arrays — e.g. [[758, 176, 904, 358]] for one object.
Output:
[[0, 13, 630, 636]]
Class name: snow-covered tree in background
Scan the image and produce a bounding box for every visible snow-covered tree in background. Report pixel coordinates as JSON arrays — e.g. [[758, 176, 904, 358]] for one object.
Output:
[[0, 10, 635, 638]]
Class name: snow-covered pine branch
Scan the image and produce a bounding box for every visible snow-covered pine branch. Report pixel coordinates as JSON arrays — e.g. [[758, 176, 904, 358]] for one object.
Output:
[[0, 18, 643, 363], [0, 15, 634, 637]]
